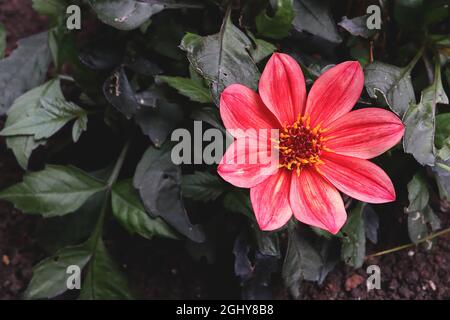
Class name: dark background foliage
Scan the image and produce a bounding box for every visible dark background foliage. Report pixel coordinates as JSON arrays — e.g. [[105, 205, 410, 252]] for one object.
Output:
[[0, 0, 449, 300]]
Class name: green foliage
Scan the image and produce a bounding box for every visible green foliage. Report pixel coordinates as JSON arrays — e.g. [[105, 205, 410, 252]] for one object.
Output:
[[182, 171, 227, 202], [0, 24, 5, 58], [79, 238, 134, 300], [2, 80, 61, 169], [0, 166, 106, 217], [24, 243, 92, 299], [133, 145, 205, 242], [32, 0, 67, 17], [282, 227, 323, 298], [157, 75, 212, 103], [0, 97, 87, 141], [180, 11, 260, 104], [111, 180, 177, 240], [256, 0, 295, 39], [364, 59, 418, 117], [340, 203, 366, 268], [88, 0, 202, 31], [0, 32, 51, 114], [403, 59, 449, 166], [406, 173, 441, 243], [292, 0, 341, 43]]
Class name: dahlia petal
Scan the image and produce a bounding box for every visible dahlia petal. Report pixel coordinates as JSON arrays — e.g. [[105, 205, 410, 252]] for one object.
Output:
[[305, 61, 364, 127], [323, 108, 404, 159], [220, 84, 280, 138], [290, 169, 347, 234], [259, 53, 306, 125], [319, 152, 396, 203], [250, 170, 293, 231], [218, 137, 278, 188]]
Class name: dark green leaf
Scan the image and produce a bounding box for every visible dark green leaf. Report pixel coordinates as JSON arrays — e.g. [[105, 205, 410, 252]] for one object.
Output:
[[134, 146, 205, 242], [0, 24, 5, 58], [435, 113, 450, 160], [103, 67, 138, 119], [37, 191, 105, 253], [408, 205, 441, 243], [433, 158, 450, 200], [157, 75, 212, 103], [253, 229, 280, 257], [180, 11, 260, 104], [0, 165, 106, 217], [292, 0, 342, 43], [362, 205, 379, 244], [111, 180, 177, 240], [247, 32, 276, 63], [403, 61, 448, 165], [394, 0, 424, 30], [2, 80, 61, 169], [0, 97, 87, 140], [182, 171, 226, 202], [282, 228, 323, 297], [364, 59, 418, 117], [134, 86, 183, 147], [0, 32, 51, 114], [256, 0, 295, 40], [406, 173, 429, 213], [338, 15, 374, 39], [223, 190, 254, 220], [24, 243, 92, 299], [191, 107, 226, 133], [341, 202, 366, 268], [89, 0, 201, 31], [406, 173, 440, 243], [32, 0, 67, 17], [79, 238, 133, 300]]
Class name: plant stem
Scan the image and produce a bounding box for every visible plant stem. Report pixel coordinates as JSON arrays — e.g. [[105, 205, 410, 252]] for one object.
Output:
[[90, 139, 131, 245], [365, 226, 450, 259]]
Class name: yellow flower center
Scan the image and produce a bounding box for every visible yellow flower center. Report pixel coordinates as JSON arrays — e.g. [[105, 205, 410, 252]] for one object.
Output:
[[274, 115, 328, 176]]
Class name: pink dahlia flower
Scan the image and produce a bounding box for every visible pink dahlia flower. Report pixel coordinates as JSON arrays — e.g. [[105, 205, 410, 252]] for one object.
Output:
[[218, 53, 404, 234]]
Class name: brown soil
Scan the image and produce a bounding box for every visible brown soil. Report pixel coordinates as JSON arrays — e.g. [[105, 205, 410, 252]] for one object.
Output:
[[0, 0, 449, 300]]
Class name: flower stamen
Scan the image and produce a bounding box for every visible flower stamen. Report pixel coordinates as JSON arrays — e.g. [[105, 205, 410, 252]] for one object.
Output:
[[275, 114, 326, 175]]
